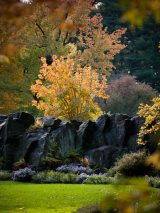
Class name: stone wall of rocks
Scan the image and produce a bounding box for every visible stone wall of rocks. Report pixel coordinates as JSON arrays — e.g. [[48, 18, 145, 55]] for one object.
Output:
[[0, 111, 150, 170]]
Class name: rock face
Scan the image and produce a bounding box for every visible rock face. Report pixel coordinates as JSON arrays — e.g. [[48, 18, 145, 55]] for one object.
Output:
[[0, 112, 147, 170], [0, 112, 35, 169]]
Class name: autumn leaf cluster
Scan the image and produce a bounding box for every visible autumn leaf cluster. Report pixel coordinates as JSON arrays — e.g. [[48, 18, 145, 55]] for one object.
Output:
[[138, 97, 160, 144]]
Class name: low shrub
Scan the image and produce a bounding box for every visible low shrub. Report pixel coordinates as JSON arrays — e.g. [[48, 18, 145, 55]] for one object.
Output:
[[83, 176, 116, 184], [77, 173, 90, 183], [32, 171, 79, 184], [113, 151, 156, 177], [56, 163, 93, 175], [13, 159, 28, 171], [146, 176, 160, 188], [80, 157, 90, 167], [0, 170, 11, 180], [64, 149, 82, 163], [106, 167, 117, 177], [12, 167, 35, 182]]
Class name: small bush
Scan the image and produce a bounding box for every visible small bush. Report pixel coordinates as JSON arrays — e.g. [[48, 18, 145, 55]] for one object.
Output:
[[13, 159, 28, 171], [113, 151, 156, 177], [77, 173, 90, 183], [146, 176, 160, 188], [32, 171, 79, 184], [106, 167, 117, 177], [12, 167, 35, 182], [56, 163, 93, 175], [64, 149, 82, 163], [0, 170, 11, 181], [39, 141, 62, 170], [83, 176, 115, 184], [80, 157, 90, 167]]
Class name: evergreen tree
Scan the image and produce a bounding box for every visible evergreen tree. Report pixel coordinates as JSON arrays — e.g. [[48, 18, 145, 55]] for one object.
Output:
[[96, 0, 160, 92]]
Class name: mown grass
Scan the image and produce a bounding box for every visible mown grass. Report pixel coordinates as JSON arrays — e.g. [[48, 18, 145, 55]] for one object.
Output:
[[0, 181, 151, 213]]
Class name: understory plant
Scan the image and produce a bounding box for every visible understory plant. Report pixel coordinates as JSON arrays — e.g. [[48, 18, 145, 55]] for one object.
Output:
[[83, 176, 116, 184], [12, 167, 35, 182], [0, 170, 11, 181], [39, 141, 62, 170], [13, 159, 28, 171], [32, 171, 79, 184], [146, 176, 160, 188], [56, 163, 93, 175], [112, 151, 157, 177]]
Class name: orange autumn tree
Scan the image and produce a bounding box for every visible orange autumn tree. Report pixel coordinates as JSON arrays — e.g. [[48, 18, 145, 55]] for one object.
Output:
[[75, 14, 126, 76], [31, 55, 108, 121], [138, 97, 160, 144]]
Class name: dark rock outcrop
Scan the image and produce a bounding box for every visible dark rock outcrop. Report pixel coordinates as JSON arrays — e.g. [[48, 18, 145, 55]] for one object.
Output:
[[1, 112, 147, 170], [0, 112, 35, 169]]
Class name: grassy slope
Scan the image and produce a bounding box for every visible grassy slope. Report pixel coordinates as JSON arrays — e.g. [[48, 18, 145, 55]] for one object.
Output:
[[0, 181, 143, 213]]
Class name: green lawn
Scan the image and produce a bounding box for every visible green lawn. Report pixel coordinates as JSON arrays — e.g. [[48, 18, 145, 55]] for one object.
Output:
[[0, 181, 148, 213]]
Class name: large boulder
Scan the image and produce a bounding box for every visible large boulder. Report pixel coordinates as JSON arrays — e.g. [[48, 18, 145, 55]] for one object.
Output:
[[103, 114, 131, 147], [3, 120, 79, 168], [48, 121, 78, 157], [0, 112, 35, 161], [77, 120, 97, 150]]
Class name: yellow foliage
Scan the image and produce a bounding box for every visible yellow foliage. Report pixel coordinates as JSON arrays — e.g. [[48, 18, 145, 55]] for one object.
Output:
[[120, 0, 160, 26], [0, 55, 10, 64], [137, 97, 160, 144], [147, 150, 160, 170], [31, 55, 108, 121]]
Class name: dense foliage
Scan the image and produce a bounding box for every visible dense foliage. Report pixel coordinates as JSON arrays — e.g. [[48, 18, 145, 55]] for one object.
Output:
[[112, 151, 157, 177], [99, 75, 157, 116], [32, 171, 79, 184], [31, 55, 108, 121], [138, 97, 160, 144]]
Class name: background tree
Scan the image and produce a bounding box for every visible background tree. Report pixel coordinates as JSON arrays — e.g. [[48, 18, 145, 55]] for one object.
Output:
[[75, 13, 126, 77], [119, 0, 160, 26], [96, 0, 160, 92], [31, 55, 108, 121], [98, 75, 157, 116]]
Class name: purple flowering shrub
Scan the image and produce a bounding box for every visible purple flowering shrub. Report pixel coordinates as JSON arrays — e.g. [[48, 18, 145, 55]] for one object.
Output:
[[12, 167, 35, 182], [56, 163, 93, 175]]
